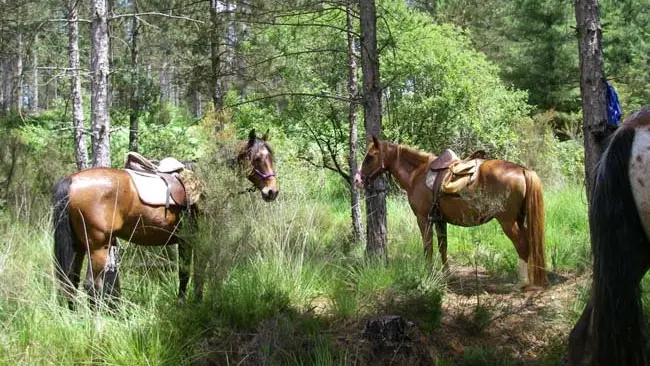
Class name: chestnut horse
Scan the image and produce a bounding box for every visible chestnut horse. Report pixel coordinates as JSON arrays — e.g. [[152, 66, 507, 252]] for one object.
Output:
[[567, 107, 650, 366], [354, 136, 547, 288], [52, 129, 278, 309]]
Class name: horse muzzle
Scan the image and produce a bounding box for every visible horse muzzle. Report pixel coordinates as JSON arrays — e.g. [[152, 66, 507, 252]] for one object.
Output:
[[261, 186, 278, 202]]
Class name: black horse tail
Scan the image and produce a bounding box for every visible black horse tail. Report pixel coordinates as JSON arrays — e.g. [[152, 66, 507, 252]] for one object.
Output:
[[52, 176, 76, 288], [591, 127, 649, 365]]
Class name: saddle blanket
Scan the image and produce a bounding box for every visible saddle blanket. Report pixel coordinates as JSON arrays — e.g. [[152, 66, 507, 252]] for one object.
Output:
[[125, 169, 182, 206]]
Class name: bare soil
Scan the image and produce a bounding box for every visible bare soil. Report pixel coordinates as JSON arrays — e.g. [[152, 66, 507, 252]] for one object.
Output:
[[335, 265, 589, 365]]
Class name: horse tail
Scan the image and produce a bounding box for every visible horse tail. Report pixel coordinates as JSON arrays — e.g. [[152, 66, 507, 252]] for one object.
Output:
[[522, 169, 548, 287], [591, 127, 648, 365], [52, 176, 76, 287]]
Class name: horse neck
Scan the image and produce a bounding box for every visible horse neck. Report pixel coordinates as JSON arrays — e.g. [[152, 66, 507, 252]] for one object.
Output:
[[383, 142, 432, 190]]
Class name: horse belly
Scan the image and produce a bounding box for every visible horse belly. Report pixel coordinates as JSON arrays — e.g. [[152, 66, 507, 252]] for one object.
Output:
[[630, 127, 650, 240], [117, 206, 184, 246], [439, 197, 493, 226]]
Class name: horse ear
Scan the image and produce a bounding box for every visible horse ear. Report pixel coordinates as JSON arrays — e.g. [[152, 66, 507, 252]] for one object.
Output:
[[372, 135, 380, 148], [248, 129, 256, 145], [262, 129, 270, 141]]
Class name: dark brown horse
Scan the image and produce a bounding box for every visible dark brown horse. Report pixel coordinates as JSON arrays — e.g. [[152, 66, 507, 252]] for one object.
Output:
[[567, 107, 650, 366], [354, 136, 547, 288], [52, 129, 278, 309]]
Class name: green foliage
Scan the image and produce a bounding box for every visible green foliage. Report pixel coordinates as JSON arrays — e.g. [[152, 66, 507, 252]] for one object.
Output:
[[379, 6, 531, 156]]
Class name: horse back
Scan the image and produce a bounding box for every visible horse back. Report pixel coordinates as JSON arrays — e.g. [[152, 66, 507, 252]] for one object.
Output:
[[67, 167, 184, 246]]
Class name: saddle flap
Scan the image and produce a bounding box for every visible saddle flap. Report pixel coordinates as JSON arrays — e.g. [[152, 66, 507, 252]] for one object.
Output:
[[429, 149, 460, 171], [125, 169, 186, 207], [441, 159, 485, 194]]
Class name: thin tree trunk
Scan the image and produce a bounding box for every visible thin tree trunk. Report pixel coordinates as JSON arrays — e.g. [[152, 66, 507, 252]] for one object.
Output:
[[128, 2, 140, 152], [347, 0, 363, 246], [3, 58, 12, 114], [360, 0, 387, 260], [0, 59, 5, 113], [574, 0, 608, 203], [68, 0, 89, 170], [210, 0, 224, 113], [15, 33, 23, 112], [90, 0, 111, 167], [31, 35, 38, 112]]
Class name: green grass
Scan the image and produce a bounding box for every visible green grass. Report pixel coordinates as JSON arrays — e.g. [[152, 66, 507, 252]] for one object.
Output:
[[0, 161, 593, 365]]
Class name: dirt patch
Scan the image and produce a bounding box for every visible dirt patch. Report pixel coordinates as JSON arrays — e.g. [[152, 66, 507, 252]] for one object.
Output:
[[196, 265, 589, 365], [334, 265, 589, 365]]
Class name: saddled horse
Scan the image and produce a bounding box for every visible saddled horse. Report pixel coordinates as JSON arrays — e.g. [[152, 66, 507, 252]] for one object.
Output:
[[52, 129, 278, 309], [567, 106, 650, 366], [354, 136, 547, 288]]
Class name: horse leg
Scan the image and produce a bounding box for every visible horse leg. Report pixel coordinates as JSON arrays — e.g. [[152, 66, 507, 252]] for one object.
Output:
[[102, 238, 121, 310], [567, 297, 595, 366], [417, 215, 434, 263], [177, 241, 192, 305], [83, 246, 109, 310], [497, 219, 529, 284], [64, 252, 85, 310], [434, 221, 449, 273]]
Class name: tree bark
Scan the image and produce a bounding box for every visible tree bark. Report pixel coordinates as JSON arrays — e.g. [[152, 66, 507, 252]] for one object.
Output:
[[15, 33, 23, 112], [69, 0, 89, 170], [31, 35, 38, 112], [574, 0, 608, 202], [210, 0, 223, 111], [347, 0, 363, 246], [128, 1, 140, 152], [90, 0, 111, 167], [360, 0, 387, 260]]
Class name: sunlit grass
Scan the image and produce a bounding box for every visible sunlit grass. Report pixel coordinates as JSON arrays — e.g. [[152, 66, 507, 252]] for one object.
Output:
[[0, 167, 592, 364]]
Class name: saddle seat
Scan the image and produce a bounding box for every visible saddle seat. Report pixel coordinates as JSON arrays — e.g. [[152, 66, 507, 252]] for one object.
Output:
[[425, 149, 489, 221], [124, 152, 189, 208]]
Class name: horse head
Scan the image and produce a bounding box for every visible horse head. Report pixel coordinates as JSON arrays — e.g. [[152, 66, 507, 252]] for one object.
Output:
[[237, 129, 278, 201], [354, 135, 386, 188]]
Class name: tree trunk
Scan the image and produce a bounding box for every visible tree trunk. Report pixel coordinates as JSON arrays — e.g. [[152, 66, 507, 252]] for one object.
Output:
[[0, 59, 5, 113], [31, 36, 38, 112], [347, 0, 363, 246], [360, 0, 387, 260], [15, 33, 23, 112], [3, 58, 12, 114], [90, 0, 111, 167], [210, 0, 224, 114], [128, 3, 140, 152], [68, 1, 89, 170], [574, 0, 608, 202]]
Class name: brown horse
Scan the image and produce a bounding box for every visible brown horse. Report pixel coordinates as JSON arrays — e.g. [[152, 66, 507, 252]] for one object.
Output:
[[567, 107, 650, 366], [354, 136, 547, 288], [52, 129, 278, 309]]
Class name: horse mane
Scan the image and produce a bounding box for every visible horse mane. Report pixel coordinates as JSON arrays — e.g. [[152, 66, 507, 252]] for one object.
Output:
[[590, 124, 648, 365], [388, 142, 434, 167]]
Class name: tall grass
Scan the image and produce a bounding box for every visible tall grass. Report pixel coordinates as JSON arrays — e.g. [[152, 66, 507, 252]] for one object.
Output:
[[0, 148, 593, 365]]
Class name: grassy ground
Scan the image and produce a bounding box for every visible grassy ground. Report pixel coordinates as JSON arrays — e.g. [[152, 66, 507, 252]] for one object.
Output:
[[0, 161, 595, 365]]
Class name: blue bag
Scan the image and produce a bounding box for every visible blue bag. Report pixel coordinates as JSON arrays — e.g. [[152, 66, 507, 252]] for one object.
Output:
[[605, 81, 622, 126]]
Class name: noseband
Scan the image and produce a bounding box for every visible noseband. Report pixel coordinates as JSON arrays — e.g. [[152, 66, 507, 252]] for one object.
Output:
[[254, 168, 275, 181]]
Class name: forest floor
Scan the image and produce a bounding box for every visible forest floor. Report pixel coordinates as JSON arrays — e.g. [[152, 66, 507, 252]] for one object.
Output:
[[198, 265, 586, 365], [329, 266, 585, 365]]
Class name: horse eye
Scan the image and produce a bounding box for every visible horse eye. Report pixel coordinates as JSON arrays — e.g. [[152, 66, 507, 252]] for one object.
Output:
[[363, 155, 373, 165]]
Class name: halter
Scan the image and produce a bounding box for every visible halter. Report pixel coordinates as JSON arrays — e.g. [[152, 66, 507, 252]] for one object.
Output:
[[362, 145, 390, 184], [254, 168, 275, 180]]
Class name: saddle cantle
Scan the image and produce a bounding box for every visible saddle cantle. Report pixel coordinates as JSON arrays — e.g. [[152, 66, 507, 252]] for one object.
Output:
[[124, 152, 191, 208], [425, 149, 488, 221]]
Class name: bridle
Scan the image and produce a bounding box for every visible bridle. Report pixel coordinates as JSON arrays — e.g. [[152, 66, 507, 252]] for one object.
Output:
[[253, 168, 275, 181], [361, 145, 394, 185]]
